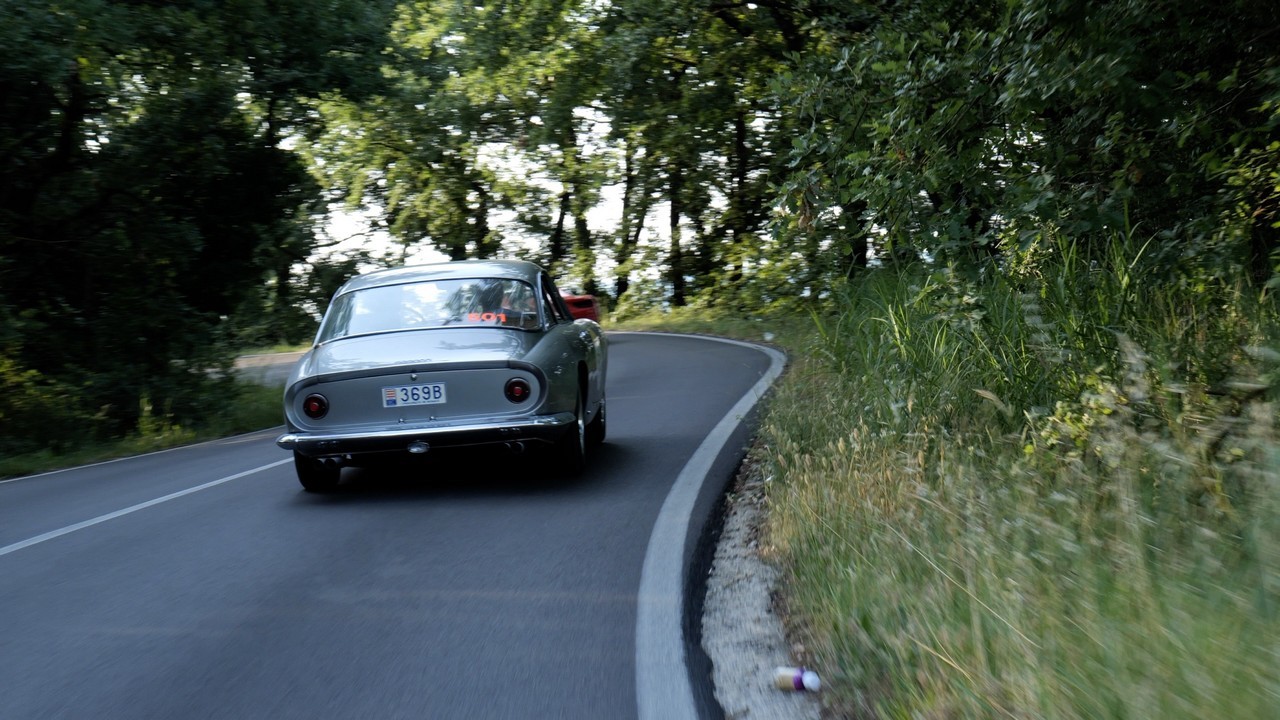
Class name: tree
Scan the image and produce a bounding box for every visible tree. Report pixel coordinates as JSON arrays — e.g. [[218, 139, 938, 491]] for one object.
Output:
[[0, 0, 393, 447], [311, 0, 612, 288], [598, 0, 802, 306], [775, 0, 1280, 285]]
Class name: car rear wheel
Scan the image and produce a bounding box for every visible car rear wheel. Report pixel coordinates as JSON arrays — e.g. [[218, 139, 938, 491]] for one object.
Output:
[[586, 395, 606, 446], [556, 390, 587, 474], [294, 451, 341, 493]]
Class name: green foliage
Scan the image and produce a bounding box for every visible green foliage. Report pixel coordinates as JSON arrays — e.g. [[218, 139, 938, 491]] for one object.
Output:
[[0, 379, 283, 480], [306, 0, 806, 304], [760, 236, 1279, 717], [2, 3, 1278, 711], [307, 1, 601, 268], [596, 0, 800, 304], [0, 0, 393, 450], [0, 349, 99, 456], [775, 0, 1280, 288]]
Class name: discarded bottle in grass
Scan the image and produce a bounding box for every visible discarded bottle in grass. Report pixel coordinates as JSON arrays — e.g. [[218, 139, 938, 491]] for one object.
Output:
[[773, 666, 820, 692]]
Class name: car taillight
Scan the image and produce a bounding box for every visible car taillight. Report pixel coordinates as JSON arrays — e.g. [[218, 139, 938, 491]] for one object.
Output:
[[303, 393, 329, 419], [504, 378, 532, 403]]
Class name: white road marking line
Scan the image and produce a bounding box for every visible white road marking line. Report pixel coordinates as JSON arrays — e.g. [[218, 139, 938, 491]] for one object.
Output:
[[630, 334, 787, 720], [0, 458, 292, 557]]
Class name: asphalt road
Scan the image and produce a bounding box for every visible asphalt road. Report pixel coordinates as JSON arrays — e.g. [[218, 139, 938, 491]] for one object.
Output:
[[0, 333, 780, 720]]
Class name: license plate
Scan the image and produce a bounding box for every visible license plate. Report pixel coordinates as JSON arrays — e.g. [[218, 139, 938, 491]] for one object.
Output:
[[382, 383, 447, 408]]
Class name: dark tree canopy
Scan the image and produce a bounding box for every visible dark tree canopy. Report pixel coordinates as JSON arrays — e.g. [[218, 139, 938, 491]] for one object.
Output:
[[1, 0, 1276, 451], [0, 0, 395, 449]]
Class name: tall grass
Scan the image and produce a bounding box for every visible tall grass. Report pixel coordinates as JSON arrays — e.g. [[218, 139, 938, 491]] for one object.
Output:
[[758, 237, 1279, 718]]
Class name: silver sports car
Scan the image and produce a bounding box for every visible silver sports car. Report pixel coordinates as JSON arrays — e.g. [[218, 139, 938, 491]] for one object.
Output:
[[276, 260, 608, 491]]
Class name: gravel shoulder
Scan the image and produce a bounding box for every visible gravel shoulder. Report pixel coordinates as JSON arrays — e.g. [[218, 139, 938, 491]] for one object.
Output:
[[703, 464, 822, 720]]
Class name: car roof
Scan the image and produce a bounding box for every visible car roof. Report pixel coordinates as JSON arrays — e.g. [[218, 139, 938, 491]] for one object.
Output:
[[334, 259, 546, 296]]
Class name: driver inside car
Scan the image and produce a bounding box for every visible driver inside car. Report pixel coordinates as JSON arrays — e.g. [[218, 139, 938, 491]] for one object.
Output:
[[500, 284, 538, 328]]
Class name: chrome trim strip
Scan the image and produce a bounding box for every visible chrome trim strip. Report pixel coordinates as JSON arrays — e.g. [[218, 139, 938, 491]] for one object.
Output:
[[276, 412, 574, 450]]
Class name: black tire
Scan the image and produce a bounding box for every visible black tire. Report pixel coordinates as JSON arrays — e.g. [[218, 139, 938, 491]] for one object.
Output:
[[294, 451, 341, 493], [586, 395, 606, 446], [555, 390, 587, 474]]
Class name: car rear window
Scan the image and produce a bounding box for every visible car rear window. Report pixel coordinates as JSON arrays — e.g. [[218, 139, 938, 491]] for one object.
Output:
[[316, 278, 540, 343]]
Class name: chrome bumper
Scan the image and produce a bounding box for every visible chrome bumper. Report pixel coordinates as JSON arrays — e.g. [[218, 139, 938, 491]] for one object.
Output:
[[277, 413, 575, 457]]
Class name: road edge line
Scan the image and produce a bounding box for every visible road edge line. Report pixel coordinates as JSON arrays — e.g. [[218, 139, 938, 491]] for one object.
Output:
[[630, 333, 787, 720]]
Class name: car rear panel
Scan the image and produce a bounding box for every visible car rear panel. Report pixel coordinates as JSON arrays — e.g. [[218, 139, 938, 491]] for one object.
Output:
[[286, 365, 544, 434]]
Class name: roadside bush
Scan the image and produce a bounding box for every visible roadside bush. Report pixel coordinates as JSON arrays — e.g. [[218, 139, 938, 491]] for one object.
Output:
[[0, 351, 101, 455]]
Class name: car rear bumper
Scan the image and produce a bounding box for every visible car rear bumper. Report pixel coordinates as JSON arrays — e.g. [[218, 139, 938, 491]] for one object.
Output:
[[277, 412, 576, 458]]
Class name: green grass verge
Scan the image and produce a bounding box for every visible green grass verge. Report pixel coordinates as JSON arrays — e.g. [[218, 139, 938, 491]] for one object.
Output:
[[766, 274, 1276, 717], [616, 248, 1278, 718], [0, 381, 282, 480]]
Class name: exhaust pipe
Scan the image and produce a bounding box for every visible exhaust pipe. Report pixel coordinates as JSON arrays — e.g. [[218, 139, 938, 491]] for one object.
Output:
[[407, 440, 430, 454], [505, 441, 526, 455]]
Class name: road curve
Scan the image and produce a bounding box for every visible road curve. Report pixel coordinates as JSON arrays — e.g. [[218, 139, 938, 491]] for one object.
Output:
[[0, 333, 782, 720]]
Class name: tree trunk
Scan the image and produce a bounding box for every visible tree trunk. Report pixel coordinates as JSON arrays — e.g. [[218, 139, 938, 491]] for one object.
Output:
[[1251, 211, 1278, 284], [549, 188, 569, 264], [669, 161, 685, 307], [472, 179, 494, 258], [614, 143, 636, 298], [841, 199, 869, 276]]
